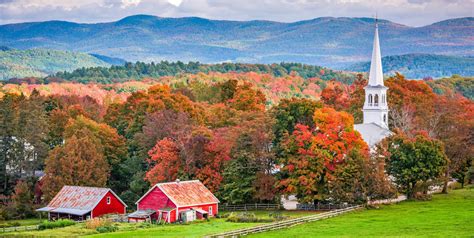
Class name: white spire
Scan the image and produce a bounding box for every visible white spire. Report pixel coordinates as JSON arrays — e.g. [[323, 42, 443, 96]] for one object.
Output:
[[368, 17, 384, 86]]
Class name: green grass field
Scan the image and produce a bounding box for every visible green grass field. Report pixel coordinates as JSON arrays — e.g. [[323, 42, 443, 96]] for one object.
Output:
[[0, 218, 45, 226], [250, 188, 474, 238], [2, 211, 317, 237], [3, 189, 472, 237]]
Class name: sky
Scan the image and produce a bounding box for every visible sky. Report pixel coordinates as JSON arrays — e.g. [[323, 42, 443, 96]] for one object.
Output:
[[0, 0, 472, 26]]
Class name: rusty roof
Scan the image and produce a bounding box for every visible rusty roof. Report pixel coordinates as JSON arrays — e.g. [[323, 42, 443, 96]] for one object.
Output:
[[43, 185, 126, 212], [138, 180, 219, 207]]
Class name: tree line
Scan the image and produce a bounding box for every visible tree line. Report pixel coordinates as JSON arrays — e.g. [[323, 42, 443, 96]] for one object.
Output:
[[51, 61, 355, 84]]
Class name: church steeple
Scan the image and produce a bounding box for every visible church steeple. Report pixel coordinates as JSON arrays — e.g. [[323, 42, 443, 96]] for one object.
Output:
[[368, 17, 384, 86], [362, 17, 389, 129]]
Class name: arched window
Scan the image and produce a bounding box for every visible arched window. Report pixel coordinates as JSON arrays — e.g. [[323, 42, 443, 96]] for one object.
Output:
[[374, 94, 379, 106], [382, 94, 386, 104], [368, 94, 373, 106], [383, 114, 387, 123]]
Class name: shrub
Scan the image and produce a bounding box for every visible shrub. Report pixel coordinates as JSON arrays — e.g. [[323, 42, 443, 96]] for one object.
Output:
[[85, 218, 111, 229], [226, 212, 274, 223], [96, 225, 118, 233], [448, 182, 462, 190], [38, 219, 75, 230], [269, 211, 287, 221], [217, 213, 230, 218], [0, 222, 21, 228]]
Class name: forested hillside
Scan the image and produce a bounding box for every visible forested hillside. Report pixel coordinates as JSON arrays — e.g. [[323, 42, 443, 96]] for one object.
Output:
[[0, 48, 110, 80], [347, 54, 474, 79], [1, 15, 472, 67], [426, 75, 474, 100], [53, 61, 355, 84]]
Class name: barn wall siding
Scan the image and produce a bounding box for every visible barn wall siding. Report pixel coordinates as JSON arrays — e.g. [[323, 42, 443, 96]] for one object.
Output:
[[92, 191, 126, 218], [138, 187, 177, 211], [179, 203, 218, 217]]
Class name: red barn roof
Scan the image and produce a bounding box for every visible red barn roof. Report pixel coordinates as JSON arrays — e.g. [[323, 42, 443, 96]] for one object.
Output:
[[37, 186, 126, 215], [137, 180, 219, 207]]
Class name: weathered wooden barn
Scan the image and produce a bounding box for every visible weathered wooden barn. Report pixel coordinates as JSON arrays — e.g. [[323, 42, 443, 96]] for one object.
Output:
[[36, 186, 127, 221], [129, 180, 219, 223]]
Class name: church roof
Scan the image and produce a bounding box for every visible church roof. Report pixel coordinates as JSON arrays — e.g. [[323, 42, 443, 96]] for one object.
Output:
[[368, 20, 384, 87], [354, 122, 392, 147]]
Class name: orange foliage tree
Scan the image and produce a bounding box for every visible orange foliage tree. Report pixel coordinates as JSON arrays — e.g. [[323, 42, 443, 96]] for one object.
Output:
[[277, 107, 370, 203], [42, 128, 109, 201]]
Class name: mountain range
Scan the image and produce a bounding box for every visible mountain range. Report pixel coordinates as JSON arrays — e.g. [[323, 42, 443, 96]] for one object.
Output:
[[347, 54, 474, 79], [1, 15, 473, 68]]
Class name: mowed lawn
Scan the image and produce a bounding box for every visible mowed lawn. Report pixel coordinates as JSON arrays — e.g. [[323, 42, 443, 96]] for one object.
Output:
[[3, 210, 317, 237], [250, 188, 474, 238], [88, 211, 319, 238]]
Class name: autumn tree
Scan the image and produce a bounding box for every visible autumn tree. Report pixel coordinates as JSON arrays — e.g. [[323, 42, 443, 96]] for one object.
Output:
[[277, 107, 370, 203], [321, 80, 351, 111], [12, 180, 34, 218], [228, 82, 266, 111], [146, 138, 181, 183], [64, 116, 127, 193], [385, 132, 448, 199], [42, 128, 109, 201], [271, 98, 323, 156]]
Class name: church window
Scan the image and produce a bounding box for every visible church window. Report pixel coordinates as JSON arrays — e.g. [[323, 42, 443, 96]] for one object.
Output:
[[368, 94, 373, 106], [383, 114, 387, 123], [374, 94, 379, 106]]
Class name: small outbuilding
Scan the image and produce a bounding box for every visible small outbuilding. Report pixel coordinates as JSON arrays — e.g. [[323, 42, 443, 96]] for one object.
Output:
[[37, 185, 127, 221], [133, 180, 219, 223]]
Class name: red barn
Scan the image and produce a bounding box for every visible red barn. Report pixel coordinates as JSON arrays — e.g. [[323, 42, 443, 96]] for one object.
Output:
[[37, 186, 127, 221], [130, 180, 219, 223]]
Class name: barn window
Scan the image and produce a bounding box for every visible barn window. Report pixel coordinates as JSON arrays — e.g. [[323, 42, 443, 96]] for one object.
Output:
[[374, 94, 379, 106], [107, 196, 111, 205], [209, 206, 213, 216]]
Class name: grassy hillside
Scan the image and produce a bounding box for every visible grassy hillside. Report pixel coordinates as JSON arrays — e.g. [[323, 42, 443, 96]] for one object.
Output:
[[249, 188, 474, 238], [1, 15, 472, 67], [0, 48, 111, 80], [347, 54, 474, 79]]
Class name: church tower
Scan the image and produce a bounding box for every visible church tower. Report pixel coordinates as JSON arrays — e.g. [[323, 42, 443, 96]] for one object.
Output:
[[362, 19, 389, 129]]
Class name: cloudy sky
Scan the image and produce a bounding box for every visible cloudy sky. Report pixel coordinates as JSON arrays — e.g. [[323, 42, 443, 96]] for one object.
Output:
[[0, 0, 472, 26]]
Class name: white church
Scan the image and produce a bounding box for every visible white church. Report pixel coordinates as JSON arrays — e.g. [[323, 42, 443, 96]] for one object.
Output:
[[354, 20, 392, 147]]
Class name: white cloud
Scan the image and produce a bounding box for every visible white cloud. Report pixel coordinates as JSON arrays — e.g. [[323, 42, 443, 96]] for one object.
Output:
[[121, 0, 141, 8], [167, 0, 183, 7], [0, 0, 472, 26]]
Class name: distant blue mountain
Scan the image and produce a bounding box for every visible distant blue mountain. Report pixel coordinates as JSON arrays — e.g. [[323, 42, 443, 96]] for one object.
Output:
[[0, 15, 472, 68], [90, 54, 126, 66], [347, 54, 474, 79]]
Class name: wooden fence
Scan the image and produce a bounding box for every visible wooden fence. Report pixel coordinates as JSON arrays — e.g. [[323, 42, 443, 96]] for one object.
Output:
[[206, 205, 363, 238], [220, 204, 281, 211], [296, 203, 353, 211], [0, 225, 39, 233]]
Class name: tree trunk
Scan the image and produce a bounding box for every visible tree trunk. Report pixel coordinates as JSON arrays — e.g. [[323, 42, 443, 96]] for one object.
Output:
[[407, 182, 413, 199], [442, 169, 449, 194]]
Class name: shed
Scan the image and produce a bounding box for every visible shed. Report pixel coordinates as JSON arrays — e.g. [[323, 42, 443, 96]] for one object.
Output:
[[135, 180, 219, 223], [36, 185, 127, 221]]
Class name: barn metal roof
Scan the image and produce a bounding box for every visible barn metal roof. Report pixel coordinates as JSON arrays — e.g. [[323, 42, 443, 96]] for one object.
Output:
[[128, 209, 156, 218], [36, 185, 127, 214], [137, 180, 219, 207]]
